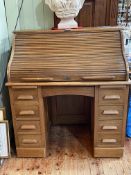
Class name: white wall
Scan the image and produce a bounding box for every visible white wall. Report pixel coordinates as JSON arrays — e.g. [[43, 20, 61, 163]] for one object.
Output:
[[4, 0, 54, 41], [18, 0, 54, 30], [0, 0, 10, 93]]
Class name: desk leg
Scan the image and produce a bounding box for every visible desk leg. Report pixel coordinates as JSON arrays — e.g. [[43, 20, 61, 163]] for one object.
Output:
[[93, 86, 99, 153], [38, 87, 49, 157]]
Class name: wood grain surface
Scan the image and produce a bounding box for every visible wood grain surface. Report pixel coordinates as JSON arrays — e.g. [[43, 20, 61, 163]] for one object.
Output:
[[1, 125, 131, 175], [7, 28, 130, 159], [8, 28, 128, 82]]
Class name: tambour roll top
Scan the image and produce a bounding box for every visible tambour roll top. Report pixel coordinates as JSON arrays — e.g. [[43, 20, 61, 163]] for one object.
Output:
[[8, 28, 129, 82]]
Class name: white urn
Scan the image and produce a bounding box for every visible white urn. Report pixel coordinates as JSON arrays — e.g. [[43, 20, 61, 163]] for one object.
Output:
[[45, 0, 85, 29]]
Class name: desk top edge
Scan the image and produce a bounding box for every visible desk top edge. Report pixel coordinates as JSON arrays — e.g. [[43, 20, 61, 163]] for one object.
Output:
[[14, 27, 122, 34], [6, 81, 131, 87]]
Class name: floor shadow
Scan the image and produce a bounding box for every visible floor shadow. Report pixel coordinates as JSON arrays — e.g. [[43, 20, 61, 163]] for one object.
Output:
[[48, 125, 93, 158]]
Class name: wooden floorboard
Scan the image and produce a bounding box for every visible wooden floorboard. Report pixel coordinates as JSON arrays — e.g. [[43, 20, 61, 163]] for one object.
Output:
[[0, 125, 131, 175]]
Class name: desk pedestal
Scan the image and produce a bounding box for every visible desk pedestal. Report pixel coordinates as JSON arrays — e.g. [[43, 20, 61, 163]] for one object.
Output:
[[9, 85, 129, 158]]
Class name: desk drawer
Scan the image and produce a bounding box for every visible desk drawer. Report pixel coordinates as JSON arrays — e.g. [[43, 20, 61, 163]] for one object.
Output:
[[14, 104, 39, 119], [96, 133, 122, 147], [12, 86, 38, 101], [98, 106, 124, 120], [97, 120, 122, 133], [99, 88, 125, 105], [18, 134, 42, 148], [16, 121, 41, 133]]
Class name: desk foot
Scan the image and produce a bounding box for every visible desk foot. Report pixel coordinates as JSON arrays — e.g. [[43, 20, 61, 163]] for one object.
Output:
[[94, 147, 123, 158], [16, 148, 46, 158]]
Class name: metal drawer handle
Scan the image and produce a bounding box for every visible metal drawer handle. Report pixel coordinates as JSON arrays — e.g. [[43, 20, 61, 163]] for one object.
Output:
[[19, 110, 35, 115], [104, 95, 120, 100], [20, 125, 36, 130], [102, 139, 117, 143], [22, 139, 38, 144], [103, 110, 119, 115], [17, 95, 34, 100], [102, 126, 118, 130]]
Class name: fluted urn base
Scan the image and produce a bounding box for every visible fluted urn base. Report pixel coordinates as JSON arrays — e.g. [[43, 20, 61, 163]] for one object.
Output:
[[58, 17, 78, 29]]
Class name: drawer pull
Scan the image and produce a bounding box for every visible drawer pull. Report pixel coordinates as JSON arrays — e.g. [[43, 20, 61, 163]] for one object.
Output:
[[103, 110, 119, 115], [21, 77, 54, 82], [19, 110, 35, 115], [102, 126, 118, 130], [22, 139, 38, 144], [17, 95, 34, 100], [100, 85, 126, 89], [12, 86, 37, 89], [102, 139, 117, 143], [21, 125, 36, 130], [81, 76, 115, 81], [104, 95, 120, 100]]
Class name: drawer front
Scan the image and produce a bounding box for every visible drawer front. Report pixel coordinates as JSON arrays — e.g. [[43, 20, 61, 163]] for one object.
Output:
[[96, 133, 122, 147], [16, 121, 41, 133], [12, 87, 38, 101], [99, 106, 124, 120], [99, 88, 125, 105], [97, 120, 122, 133], [14, 104, 39, 119], [18, 134, 42, 148]]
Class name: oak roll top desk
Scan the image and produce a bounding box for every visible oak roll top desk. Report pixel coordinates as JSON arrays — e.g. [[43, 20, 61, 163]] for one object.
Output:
[[7, 28, 130, 158]]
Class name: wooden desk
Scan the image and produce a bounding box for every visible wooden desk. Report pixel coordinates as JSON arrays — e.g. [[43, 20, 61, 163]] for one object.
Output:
[[7, 28, 130, 158], [7, 82, 129, 158]]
